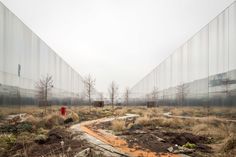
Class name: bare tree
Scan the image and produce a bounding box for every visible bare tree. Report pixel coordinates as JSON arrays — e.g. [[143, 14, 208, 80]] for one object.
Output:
[[146, 93, 151, 101], [124, 87, 130, 106], [36, 74, 54, 113], [99, 92, 104, 101], [83, 74, 96, 105], [151, 86, 159, 102], [176, 83, 188, 106], [108, 81, 118, 109]]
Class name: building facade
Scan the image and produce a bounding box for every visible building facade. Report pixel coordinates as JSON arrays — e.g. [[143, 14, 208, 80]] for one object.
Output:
[[0, 2, 85, 106], [130, 1, 236, 106]]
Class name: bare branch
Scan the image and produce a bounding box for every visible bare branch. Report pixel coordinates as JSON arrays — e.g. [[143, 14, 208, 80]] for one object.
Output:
[[124, 87, 130, 106], [151, 86, 158, 101], [108, 81, 118, 108], [176, 83, 188, 106], [83, 74, 96, 104], [35, 74, 54, 113]]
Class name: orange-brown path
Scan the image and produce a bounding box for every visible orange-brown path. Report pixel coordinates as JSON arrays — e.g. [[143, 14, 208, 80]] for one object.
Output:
[[80, 120, 180, 157]]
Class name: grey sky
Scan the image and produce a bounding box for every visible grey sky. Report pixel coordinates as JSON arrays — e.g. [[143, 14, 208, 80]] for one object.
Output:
[[1, 0, 235, 94]]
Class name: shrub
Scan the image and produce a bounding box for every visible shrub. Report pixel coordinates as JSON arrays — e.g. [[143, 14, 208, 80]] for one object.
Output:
[[111, 119, 126, 132], [16, 122, 33, 133], [0, 124, 17, 133]]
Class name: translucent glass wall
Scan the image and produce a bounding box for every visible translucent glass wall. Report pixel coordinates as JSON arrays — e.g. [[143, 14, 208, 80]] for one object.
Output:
[[0, 2, 85, 106], [131, 1, 236, 106]]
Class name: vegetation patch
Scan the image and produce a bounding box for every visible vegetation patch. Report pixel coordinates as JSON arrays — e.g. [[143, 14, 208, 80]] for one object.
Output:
[[183, 142, 196, 149], [111, 119, 126, 132], [221, 136, 236, 153]]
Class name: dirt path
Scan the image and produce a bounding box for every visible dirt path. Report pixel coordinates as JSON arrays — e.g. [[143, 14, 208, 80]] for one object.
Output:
[[71, 114, 184, 157]]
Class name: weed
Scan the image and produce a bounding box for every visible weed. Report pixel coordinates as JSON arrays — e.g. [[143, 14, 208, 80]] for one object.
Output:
[[0, 134, 16, 149], [183, 142, 196, 149]]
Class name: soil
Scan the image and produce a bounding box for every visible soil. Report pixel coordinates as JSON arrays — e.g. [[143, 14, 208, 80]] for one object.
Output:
[[125, 130, 212, 154], [8, 128, 92, 157], [92, 121, 212, 157]]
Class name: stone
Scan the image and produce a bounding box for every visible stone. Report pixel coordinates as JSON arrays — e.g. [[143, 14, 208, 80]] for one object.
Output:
[[167, 146, 174, 152]]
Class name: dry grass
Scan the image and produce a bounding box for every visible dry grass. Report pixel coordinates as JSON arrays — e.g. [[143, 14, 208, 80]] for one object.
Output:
[[135, 116, 152, 126], [166, 106, 236, 120], [192, 120, 236, 140], [34, 113, 65, 129], [0, 106, 43, 116], [25, 114, 40, 122], [221, 135, 236, 153], [169, 106, 206, 117], [134, 115, 196, 129], [111, 119, 126, 132], [113, 107, 130, 116]]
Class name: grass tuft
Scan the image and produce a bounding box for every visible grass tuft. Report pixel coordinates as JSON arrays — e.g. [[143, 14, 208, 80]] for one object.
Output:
[[111, 119, 126, 132]]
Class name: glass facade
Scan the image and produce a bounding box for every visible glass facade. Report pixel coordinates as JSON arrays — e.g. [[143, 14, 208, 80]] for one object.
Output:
[[131, 2, 236, 106], [0, 2, 85, 106]]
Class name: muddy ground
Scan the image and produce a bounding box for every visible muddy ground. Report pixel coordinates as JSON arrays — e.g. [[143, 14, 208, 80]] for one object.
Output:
[[1, 106, 236, 157], [123, 127, 212, 156], [0, 108, 109, 157], [89, 120, 213, 157], [1, 126, 102, 157]]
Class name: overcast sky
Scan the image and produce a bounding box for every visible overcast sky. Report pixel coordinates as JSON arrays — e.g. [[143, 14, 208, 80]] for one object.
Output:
[[1, 0, 235, 94]]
